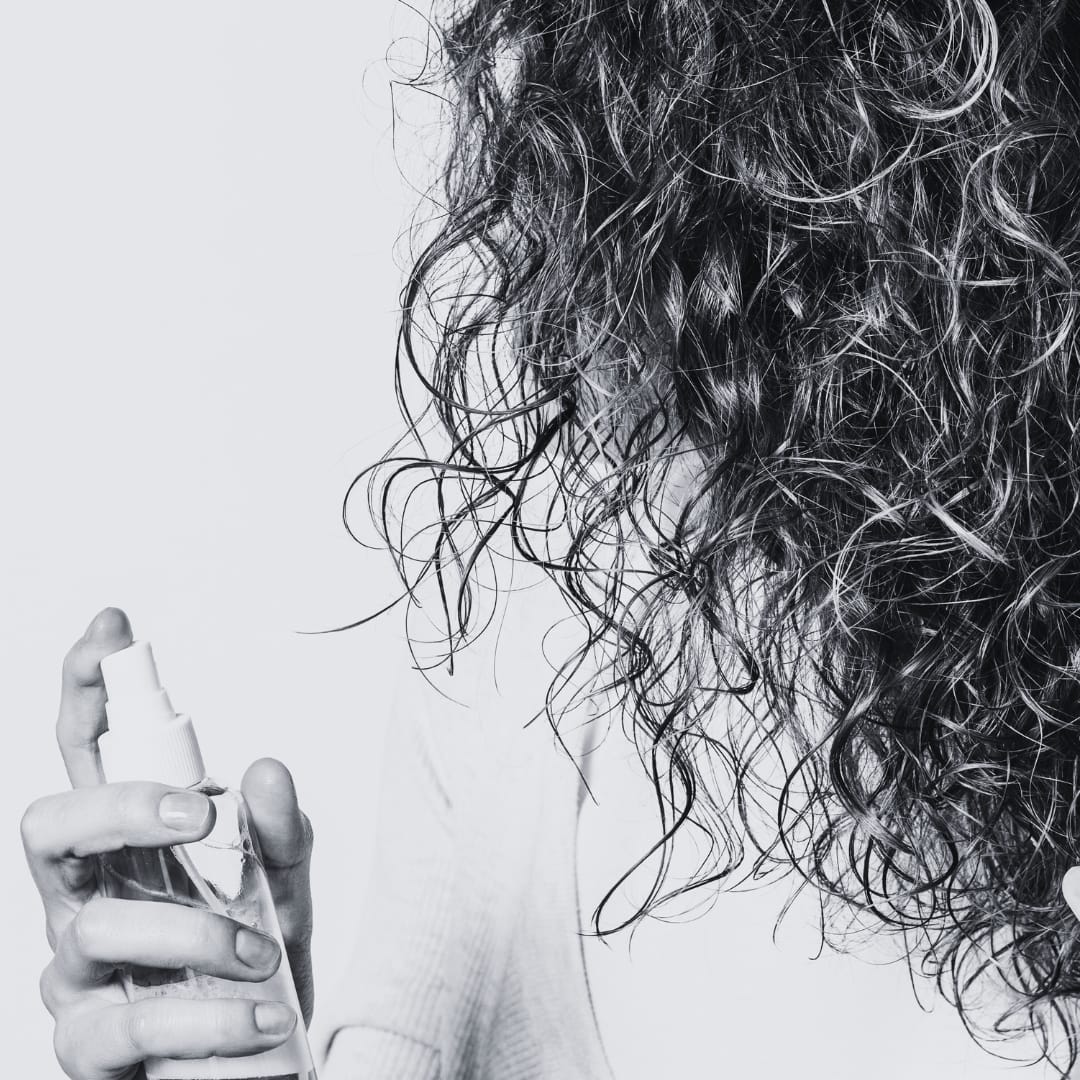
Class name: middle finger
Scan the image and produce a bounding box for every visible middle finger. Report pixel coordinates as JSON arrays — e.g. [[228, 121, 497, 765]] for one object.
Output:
[[49, 896, 282, 995]]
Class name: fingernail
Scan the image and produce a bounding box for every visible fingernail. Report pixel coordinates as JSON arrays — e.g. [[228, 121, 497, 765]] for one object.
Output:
[[235, 927, 280, 971], [158, 791, 212, 831], [254, 1001, 296, 1036]]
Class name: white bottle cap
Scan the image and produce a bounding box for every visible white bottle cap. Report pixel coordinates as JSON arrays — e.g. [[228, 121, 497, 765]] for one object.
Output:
[[98, 641, 206, 787]]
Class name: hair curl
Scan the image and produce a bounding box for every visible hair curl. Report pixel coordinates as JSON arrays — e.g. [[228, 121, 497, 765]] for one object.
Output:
[[353, 0, 1080, 1069]]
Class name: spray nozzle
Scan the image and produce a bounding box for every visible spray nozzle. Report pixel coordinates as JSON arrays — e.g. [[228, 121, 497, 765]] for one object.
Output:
[[101, 640, 177, 729], [98, 640, 206, 786]]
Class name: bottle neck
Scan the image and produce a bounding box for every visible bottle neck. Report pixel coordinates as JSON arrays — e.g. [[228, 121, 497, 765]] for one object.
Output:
[[98, 711, 207, 787], [188, 776, 226, 796]]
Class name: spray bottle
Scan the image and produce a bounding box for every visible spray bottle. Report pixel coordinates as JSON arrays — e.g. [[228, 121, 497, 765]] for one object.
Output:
[[95, 640, 317, 1080]]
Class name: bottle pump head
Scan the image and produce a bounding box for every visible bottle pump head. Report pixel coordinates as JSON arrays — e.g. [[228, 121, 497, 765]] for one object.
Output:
[[98, 641, 206, 787]]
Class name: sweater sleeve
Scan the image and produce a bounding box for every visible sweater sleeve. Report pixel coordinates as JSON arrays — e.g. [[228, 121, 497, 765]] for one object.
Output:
[[313, 620, 613, 1080], [314, 666, 455, 1078]]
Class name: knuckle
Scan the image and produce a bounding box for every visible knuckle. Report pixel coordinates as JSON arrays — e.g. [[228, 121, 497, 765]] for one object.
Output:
[[193, 910, 226, 958], [39, 962, 61, 1017], [299, 811, 315, 854], [276, 901, 313, 948], [52, 1017, 81, 1079], [153, 907, 221, 971], [122, 1000, 153, 1057], [113, 781, 161, 833], [112, 781, 142, 825], [209, 1000, 242, 1046], [69, 896, 108, 960], [67, 908, 90, 961], [20, 795, 52, 853], [60, 638, 84, 681]]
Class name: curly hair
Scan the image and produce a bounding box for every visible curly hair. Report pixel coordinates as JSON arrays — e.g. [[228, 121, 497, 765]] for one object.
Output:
[[352, 0, 1080, 1069]]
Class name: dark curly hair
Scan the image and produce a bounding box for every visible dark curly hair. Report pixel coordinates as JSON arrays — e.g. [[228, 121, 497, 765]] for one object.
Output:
[[351, 0, 1080, 1070]]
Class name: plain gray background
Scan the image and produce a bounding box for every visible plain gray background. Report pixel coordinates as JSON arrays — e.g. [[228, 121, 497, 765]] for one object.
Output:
[[2, 4, 414, 1071], [1, 4, 1051, 1076]]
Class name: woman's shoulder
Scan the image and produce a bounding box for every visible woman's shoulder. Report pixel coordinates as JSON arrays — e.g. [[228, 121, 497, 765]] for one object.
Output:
[[317, 581, 613, 1079]]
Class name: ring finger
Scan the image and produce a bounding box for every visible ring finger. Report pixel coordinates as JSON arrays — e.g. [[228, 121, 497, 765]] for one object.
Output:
[[48, 897, 281, 1001]]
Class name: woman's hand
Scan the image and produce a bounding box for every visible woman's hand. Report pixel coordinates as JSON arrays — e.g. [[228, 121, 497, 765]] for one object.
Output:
[[21, 608, 315, 1080]]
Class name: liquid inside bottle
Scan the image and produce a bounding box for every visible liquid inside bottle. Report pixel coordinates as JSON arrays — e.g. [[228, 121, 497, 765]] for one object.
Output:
[[98, 778, 317, 1080]]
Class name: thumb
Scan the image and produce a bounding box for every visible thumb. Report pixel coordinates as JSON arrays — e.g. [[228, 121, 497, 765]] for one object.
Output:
[[242, 757, 314, 1024], [242, 757, 312, 874]]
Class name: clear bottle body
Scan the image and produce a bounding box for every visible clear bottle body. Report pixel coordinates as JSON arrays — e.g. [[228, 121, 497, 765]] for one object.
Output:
[[97, 777, 316, 1080]]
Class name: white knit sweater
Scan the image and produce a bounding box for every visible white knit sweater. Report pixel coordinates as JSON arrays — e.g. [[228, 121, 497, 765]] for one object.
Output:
[[313, 600, 613, 1080], [311, 593, 1042, 1080]]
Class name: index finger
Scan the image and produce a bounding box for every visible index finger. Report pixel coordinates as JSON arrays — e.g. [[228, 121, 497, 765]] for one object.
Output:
[[57, 608, 134, 788]]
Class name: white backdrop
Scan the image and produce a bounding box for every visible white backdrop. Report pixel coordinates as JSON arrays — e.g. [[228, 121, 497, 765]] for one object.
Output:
[[1, 5, 420, 1072], [0, 5, 1053, 1078]]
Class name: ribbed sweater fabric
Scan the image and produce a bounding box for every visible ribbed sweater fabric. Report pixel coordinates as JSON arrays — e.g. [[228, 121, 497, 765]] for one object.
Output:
[[307, 593, 1043, 1080], [313, 617, 614, 1080]]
